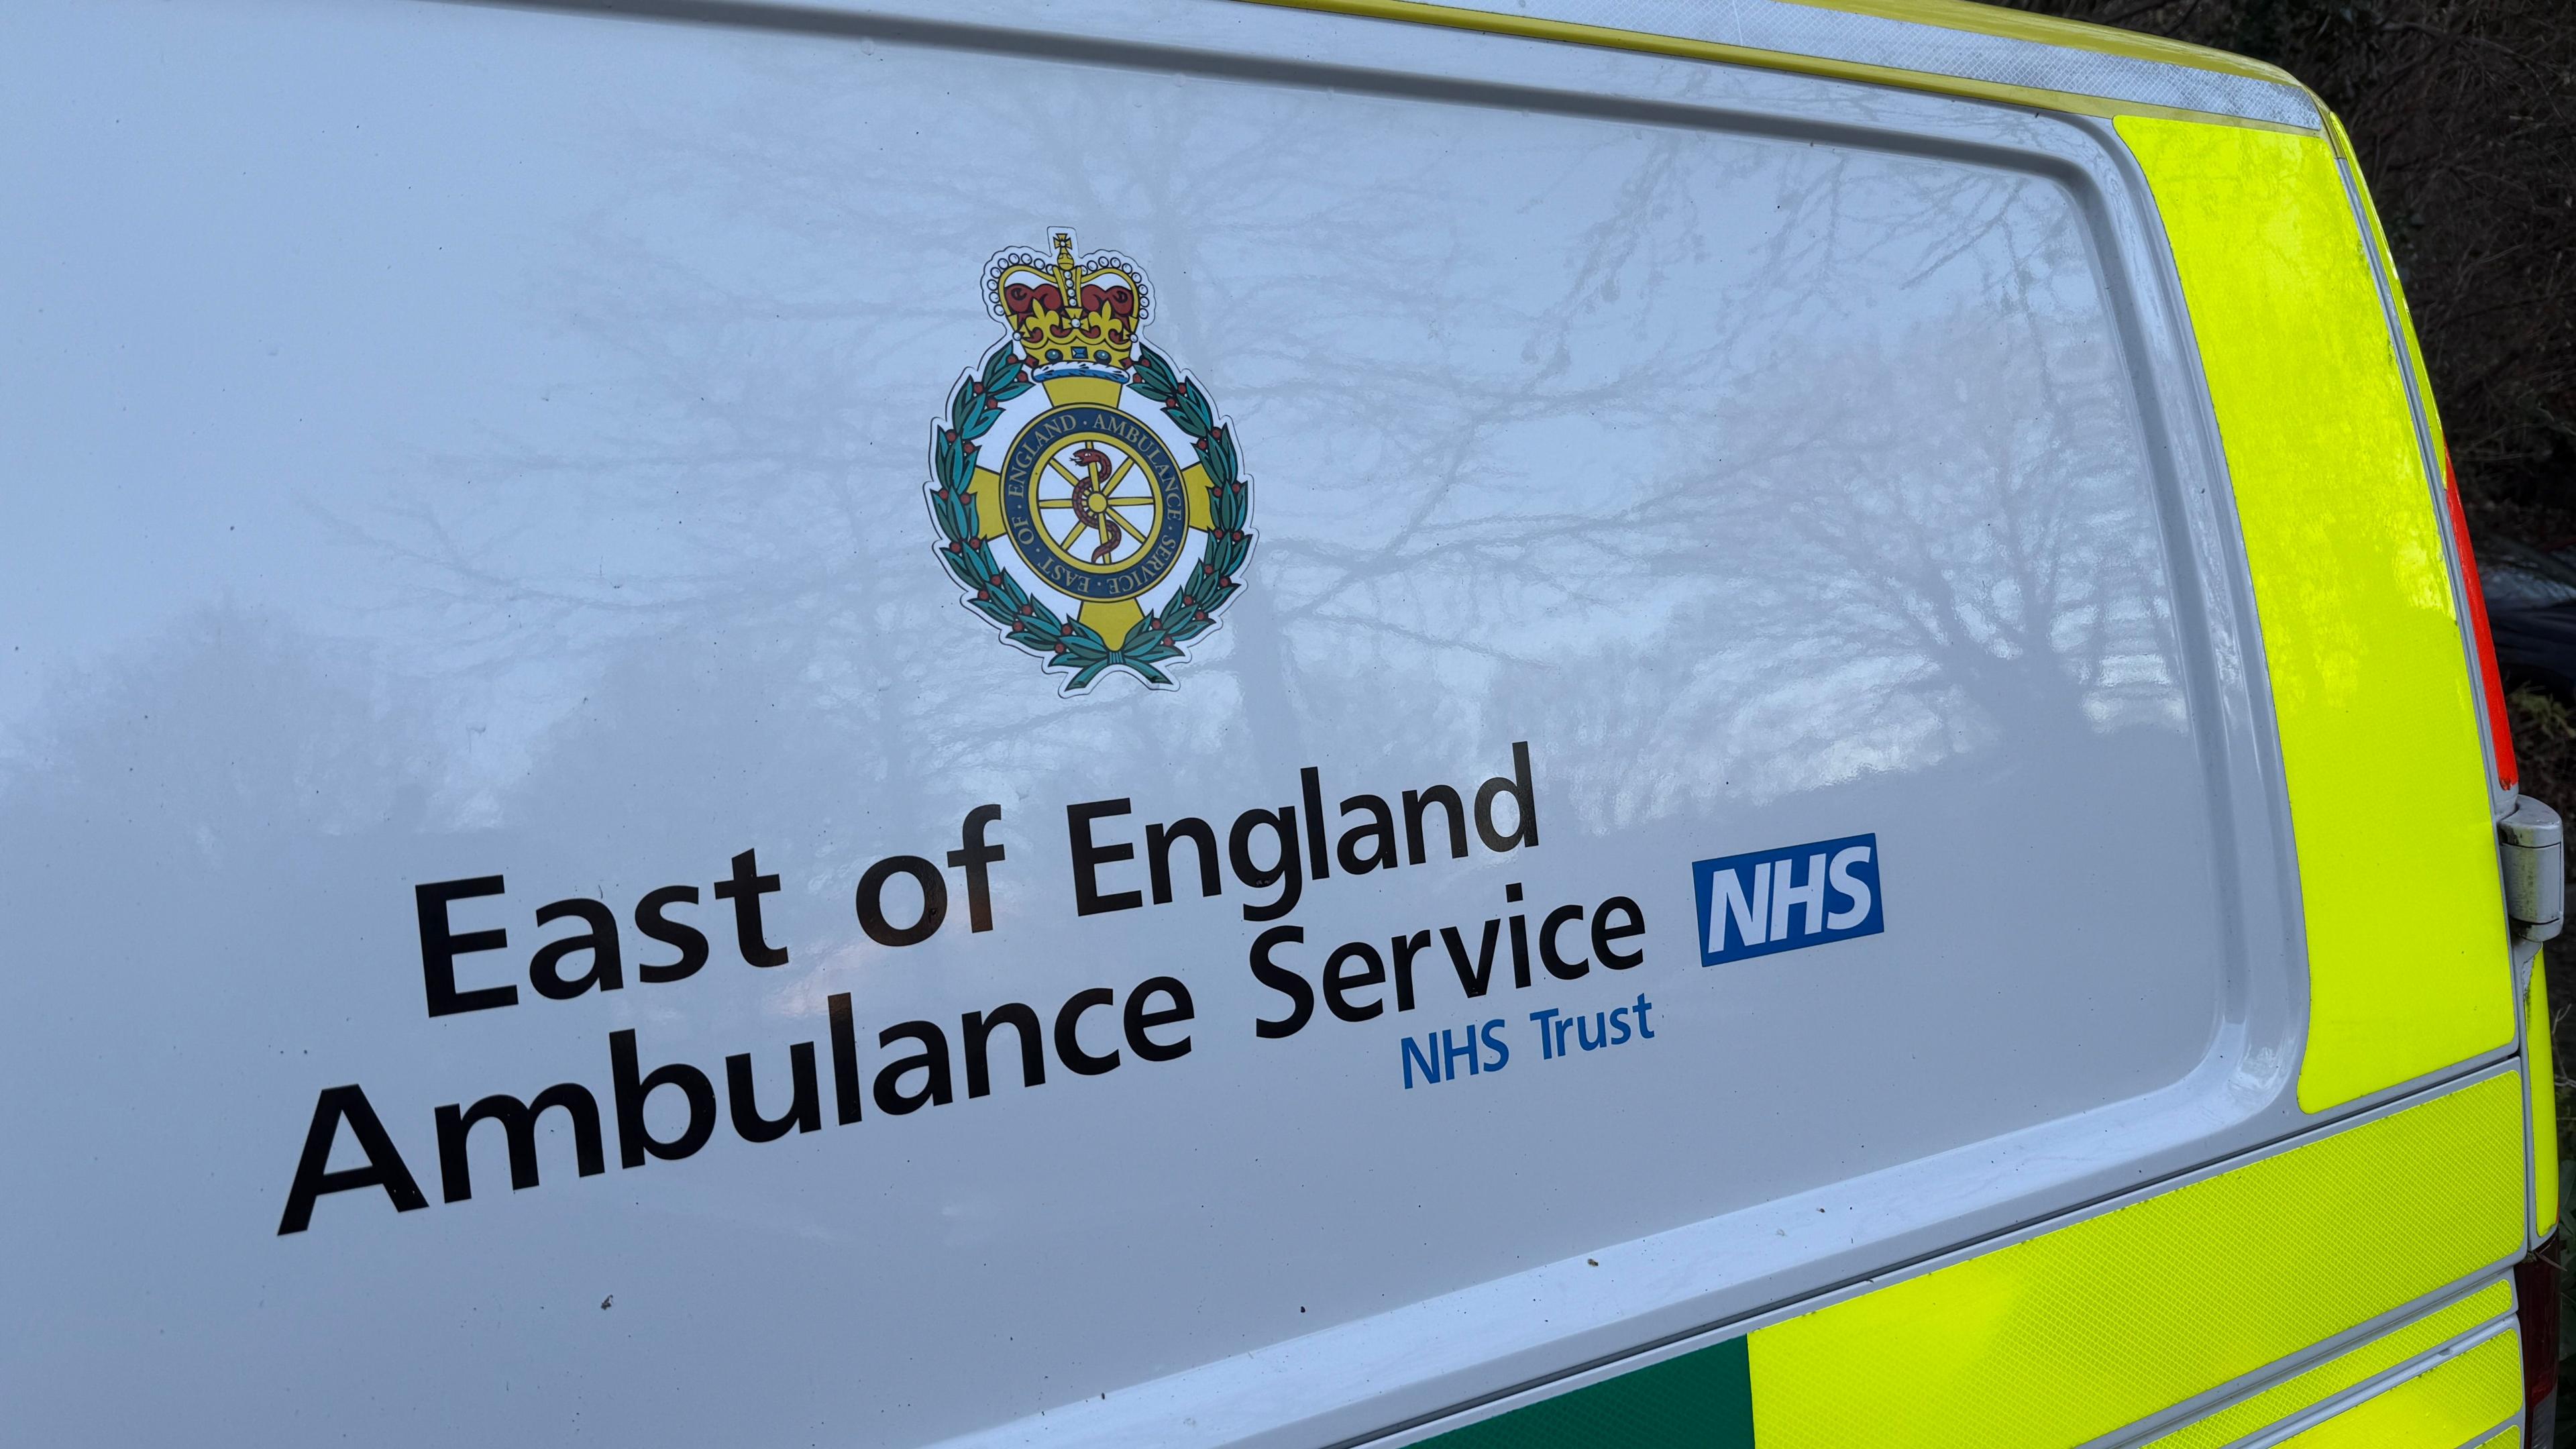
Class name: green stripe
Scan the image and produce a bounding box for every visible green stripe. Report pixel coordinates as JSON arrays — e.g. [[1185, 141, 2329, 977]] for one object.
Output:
[[1422, 1336, 1755, 1447]]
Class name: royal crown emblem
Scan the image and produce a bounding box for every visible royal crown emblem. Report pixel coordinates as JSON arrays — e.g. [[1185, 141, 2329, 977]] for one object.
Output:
[[924, 231, 1253, 693], [990, 237, 1146, 378]]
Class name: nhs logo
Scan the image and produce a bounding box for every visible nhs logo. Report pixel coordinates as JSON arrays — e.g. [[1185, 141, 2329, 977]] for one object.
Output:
[[1693, 833, 1883, 966]]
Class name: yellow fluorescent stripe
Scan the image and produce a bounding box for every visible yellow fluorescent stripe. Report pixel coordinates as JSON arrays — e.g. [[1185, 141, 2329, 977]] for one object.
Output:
[[2531, 959, 2558, 1240], [2145, 1282, 2511, 1449], [1233, 0, 2316, 133], [1746, 1075, 2525, 1448], [2274, 1328, 2521, 1447], [2328, 107, 2504, 816], [2116, 116, 2514, 1110], [2323, 109, 2449, 464]]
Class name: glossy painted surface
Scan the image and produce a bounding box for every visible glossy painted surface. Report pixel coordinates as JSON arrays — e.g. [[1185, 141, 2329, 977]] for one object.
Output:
[[1, 1, 2329, 1444], [2143, 1279, 2514, 1449], [2117, 117, 2514, 1112], [1745, 1071, 2526, 1449], [1401, 1081, 2522, 1448], [1250, 0, 2318, 129]]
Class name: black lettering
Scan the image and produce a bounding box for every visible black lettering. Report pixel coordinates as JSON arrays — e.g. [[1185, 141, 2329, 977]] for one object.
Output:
[[1440, 920, 1502, 998], [945, 804, 1008, 933], [1594, 896, 1646, 969], [416, 875, 516, 1018], [726, 1042, 820, 1142], [609, 1029, 716, 1167], [1124, 977, 1194, 1062], [1473, 741, 1540, 853], [1055, 987, 1121, 1075], [1323, 942, 1387, 1022], [828, 991, 863, 1125], [1249, 924, 1314, 1038], [1147, 817, 1222, 904], [277, 1085, 428, 1234], [1067, 799, 1142, 916], [855, 854, 948, 947], [1391, 929, 1433, 1012], [1336, 794, 1397, 874], [1299, 767, 1331, 881], [633, 885, 709, 983], [1403, 787, 1468, 865], [1229, 806, 1303, 922], [873, 1021, 954, 1115], [529, 897, 623, 1000], [1540, 903, 1590, 979], [962, 1004, 1046, 1097], [435, 1085, 604, 1203], [712, 849, 790, 967]]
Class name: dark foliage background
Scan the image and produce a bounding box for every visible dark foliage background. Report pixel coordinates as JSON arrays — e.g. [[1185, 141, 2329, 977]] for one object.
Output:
[[1988, 0, 2576, 1212]]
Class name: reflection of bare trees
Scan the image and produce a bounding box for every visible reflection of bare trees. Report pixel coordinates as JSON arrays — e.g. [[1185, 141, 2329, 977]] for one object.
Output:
[[288, 32, 2181, 852], [0, 23, 2226, 1447], [1510, 298, 2179, 830], [1233, 127, 2176, 819], [4, 604, 433, 855]]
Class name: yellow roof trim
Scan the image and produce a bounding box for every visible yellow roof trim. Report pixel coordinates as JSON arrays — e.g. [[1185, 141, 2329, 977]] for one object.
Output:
[[1766, 0, 2304, 92], [1234, 0, 2319, 135]]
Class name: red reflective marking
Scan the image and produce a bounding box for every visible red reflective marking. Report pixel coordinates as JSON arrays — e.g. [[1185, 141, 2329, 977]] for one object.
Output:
[[2443, 454, 2518, 791]]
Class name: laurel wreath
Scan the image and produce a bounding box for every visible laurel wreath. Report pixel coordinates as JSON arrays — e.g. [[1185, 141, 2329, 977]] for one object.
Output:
[[927, 343, 1253, 691]]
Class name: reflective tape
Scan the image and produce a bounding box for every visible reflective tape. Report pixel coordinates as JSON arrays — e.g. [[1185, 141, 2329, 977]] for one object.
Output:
[[2271, 1326, 2520, 1447], [1416, 1337, 1754, 1447], [2326, 105, 2517, 817], [1747, 1073, 2525, 1447], [2531, 959, 2559, 1242], [2328, 109, 2452, 480], [2116, 115, 2515, 1112], [2145, 1281, 2512, 1449]]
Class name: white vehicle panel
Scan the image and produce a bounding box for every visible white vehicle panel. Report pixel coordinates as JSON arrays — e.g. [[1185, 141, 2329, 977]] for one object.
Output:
[[0, 1, 2305, 1443]]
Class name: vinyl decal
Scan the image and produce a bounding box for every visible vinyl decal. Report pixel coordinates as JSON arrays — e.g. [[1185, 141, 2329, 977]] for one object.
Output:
[[923, 231, 1254, 694]]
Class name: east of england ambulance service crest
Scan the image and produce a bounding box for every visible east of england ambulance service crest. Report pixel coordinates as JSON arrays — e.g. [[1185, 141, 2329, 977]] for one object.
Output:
[[924, 231, 1254, 694]]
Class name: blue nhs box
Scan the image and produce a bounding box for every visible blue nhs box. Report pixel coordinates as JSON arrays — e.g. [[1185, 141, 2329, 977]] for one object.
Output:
[[1693, 833, 1884, 966]]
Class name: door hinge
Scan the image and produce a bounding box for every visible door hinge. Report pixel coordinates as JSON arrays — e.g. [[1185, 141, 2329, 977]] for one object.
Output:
[[2502, 795, 2565, 943]]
